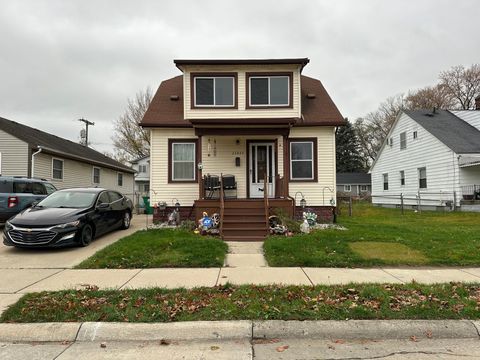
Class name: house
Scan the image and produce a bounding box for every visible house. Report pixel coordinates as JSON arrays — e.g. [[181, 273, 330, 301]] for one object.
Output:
[[336, 172, 371, 197], [0, 117, 135, 195], [130, 155, 150, 208], [370, 104, 480, 211], [140, 58, 345, 240]]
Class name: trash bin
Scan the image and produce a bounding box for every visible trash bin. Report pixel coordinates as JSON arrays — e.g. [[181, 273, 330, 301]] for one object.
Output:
[[142, 196, 153, 214]]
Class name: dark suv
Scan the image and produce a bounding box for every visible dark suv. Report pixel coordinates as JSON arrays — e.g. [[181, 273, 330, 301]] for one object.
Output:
[[0, 177, 57, 225]]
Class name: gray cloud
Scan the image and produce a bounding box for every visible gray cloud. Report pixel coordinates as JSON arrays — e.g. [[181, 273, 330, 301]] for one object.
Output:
[[0, 0, 478, 152]]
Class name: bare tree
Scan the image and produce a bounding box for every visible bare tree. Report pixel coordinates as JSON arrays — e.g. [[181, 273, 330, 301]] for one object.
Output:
[[439, 64, 480, 109], [112, 87, 152, 163], [405, 84, 456, 110], [353, 94, 406, 166]]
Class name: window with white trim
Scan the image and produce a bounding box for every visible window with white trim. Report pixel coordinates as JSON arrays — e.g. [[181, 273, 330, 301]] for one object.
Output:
[[344, 185, 351, 192], [52, 158, 63, 180], [418, 167, 427, 189], [413, 131, 418, 139], [172, 142, 196, 181], [400, 132, 407, 149], [383, 173, 389, 190], [290, 141, 314, 180], [360, 185, 368, 192], [117, 173, 123, 187], [249, 75, 289, 106], [194, 76, 234, 107], [400, 170, 405, 186], [93, 167, 101, 184]]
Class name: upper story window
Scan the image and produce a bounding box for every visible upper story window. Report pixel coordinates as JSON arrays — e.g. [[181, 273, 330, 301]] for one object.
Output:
[[400, 132, 407, 149], [247, 73, 292, 108], [192, 73, 236, 108]]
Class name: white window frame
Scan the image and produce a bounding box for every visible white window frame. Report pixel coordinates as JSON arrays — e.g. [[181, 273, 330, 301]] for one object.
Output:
[[249, 75, 290, 107], [193, 76, 235, 107], [92, 167, 101, 184], [418, 167, 427, 189], [413, 131, 418, 140], [172, 142, 196, 181], [289, 141, 314, 181], [383, 173, 389, 190], [400, 170, 405, 186], [117, 172, 123, 187], [360, 185, 368, 192], [51, 158, 64, 181], [344, 185, 352, 192], [400, 132, 407, 150]]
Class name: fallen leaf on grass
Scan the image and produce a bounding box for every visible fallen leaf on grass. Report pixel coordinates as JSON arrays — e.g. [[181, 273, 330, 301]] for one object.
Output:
[[210, 346, 220, 351], [100, 342, 107, 348], [276, 345, 289, 352], [425, 330, 433, 338], [334, 339, 345, 344], [410, 336, 418, 342], [160, 339, 171, 346]]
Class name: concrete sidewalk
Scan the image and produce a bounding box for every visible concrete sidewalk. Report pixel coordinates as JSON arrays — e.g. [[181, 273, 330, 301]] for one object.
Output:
[[1, 320, 479, 359], [1, 266, 480, 314]]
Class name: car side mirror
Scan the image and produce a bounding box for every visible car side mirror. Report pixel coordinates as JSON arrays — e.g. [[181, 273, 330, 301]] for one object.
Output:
[[97, 203, 109, 210]]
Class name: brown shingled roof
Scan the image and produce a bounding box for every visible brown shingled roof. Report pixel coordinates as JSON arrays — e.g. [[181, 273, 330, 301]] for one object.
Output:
[[140, 74, 345, 128]]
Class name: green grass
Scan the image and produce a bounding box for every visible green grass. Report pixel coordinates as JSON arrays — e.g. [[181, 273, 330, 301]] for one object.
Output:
[[76, 229, 228, 268], [264, 203, 480, 267], [2, 283, 479, 323]]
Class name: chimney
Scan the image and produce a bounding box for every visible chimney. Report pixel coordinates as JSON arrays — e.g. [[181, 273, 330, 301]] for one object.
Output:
[[476, 95, 480, 110]]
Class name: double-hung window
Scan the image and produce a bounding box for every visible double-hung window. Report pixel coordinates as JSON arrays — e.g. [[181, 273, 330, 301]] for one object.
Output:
[[117, 173, 123, 187], [169, 140, 197, 182], [344, 185, 351, 192], [400, 170, 405, 186], [193, 74, 235, 107], [93, 167, 101, 184], [289, 139, 316, 181], [52, 158, 63, 180], [248, 73, 291, 107], [383, 173, 389, 190], [400, 132, 407, 149], [418, 167, 427, 189]]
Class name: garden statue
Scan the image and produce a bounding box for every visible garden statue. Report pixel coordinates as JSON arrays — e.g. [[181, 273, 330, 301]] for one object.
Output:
[[300, 219, 310, 234]]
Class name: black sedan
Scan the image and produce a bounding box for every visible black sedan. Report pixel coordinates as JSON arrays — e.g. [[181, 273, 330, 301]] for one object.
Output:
[[3, 188, 133, 248]]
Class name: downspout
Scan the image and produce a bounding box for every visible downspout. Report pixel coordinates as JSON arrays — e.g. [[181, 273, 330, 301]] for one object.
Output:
[[31, 146, 43, 178]]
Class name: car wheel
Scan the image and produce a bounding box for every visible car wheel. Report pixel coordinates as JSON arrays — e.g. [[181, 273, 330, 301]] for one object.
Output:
[[121, 211, 131, 230], [79, 224, 93, 247]]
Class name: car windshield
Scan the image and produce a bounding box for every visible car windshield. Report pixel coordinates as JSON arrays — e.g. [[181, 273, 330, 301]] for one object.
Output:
[[38, 191, 97, 208]]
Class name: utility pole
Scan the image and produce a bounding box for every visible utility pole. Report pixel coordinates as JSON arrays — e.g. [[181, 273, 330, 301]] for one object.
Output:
[[78, 118, 95, 147]]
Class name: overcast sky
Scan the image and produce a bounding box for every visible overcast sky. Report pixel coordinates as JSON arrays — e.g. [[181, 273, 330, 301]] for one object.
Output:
[[1, 0, 478, 153]]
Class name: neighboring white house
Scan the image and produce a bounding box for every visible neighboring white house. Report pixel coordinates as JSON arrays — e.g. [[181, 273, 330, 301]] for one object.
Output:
[[130, 155, 150, 208], [0, 116, 135, 195], [370, 108, 480, 211], [140, 58, 345, 240]]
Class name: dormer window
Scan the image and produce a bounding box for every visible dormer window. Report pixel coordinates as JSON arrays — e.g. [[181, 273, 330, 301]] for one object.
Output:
[[192, 73, 236, 108], [247, 73, 292, 108]]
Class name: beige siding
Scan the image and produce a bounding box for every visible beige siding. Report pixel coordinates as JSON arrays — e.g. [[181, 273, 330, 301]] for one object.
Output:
[[183, 64, 302, 120], [289, 127, 337, 206], [150, 128, 198, 205], [33, 152, 134, 196], [0, 130, 29, 176]]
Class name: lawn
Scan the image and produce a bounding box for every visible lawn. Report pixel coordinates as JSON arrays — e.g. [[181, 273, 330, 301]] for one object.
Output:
[[2, 283, 479, 323], [77, 229, 228, 268], [264, 203, 480, 267]]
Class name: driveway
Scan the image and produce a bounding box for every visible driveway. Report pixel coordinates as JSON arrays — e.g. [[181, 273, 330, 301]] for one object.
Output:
[[0, 215, 150, 269]]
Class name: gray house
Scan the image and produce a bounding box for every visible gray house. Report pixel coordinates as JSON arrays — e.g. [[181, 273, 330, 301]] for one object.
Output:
[[336, 172, 371, 197], [0, 117, 135, 195]]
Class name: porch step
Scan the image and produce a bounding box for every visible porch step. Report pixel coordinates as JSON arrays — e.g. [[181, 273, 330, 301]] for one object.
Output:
[[223, 235, 266, 242], [222, 228, 267, 236], [224, 200, 264, 209]]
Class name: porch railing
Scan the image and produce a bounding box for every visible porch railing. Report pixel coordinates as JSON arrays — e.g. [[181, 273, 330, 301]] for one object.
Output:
[[461, 184, 480, 200], [263, 173, 269, 235], [219, 174, 225, 238]]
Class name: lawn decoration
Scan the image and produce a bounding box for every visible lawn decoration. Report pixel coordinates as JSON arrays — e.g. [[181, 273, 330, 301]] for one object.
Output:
[[303, 211, 317, 226], [300, 219, 311, 234], [269, 215, 288, 235], [167, 209, 180, 226], [197, 212, 220, 236]]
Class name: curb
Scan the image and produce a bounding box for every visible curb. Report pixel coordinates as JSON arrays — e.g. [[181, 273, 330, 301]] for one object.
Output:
[[0, 320, 478, 343]]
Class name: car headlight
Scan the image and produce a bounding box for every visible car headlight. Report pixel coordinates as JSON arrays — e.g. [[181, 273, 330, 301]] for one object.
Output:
[[4, 221, 13, 232], [53, 220, 80, 229]]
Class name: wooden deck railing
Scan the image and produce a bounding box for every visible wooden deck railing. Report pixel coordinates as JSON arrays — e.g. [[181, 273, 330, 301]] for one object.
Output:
[[219, 174, 225, 238]]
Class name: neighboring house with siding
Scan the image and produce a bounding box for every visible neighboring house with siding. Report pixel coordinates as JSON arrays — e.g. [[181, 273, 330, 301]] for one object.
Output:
[[140, 58, 345, 241], [0, 117, 135, 195], [130, 155, 150, 194], [370, 106, 480, 211], [336, 172, 371, 197]]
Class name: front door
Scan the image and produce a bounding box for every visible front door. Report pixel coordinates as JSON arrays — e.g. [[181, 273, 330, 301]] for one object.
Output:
[[249, 142, 275, 198]]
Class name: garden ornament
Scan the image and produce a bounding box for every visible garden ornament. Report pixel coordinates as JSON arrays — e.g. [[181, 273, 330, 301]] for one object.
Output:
[[300, 219, 310, 234]]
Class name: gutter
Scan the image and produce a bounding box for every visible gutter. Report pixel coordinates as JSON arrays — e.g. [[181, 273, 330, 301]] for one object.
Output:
[[30, 147, 43, 177], [36, 145, 135, 174]]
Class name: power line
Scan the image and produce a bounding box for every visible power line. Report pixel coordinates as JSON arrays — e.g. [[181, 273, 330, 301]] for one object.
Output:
[[78, 118, 95, 147]]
